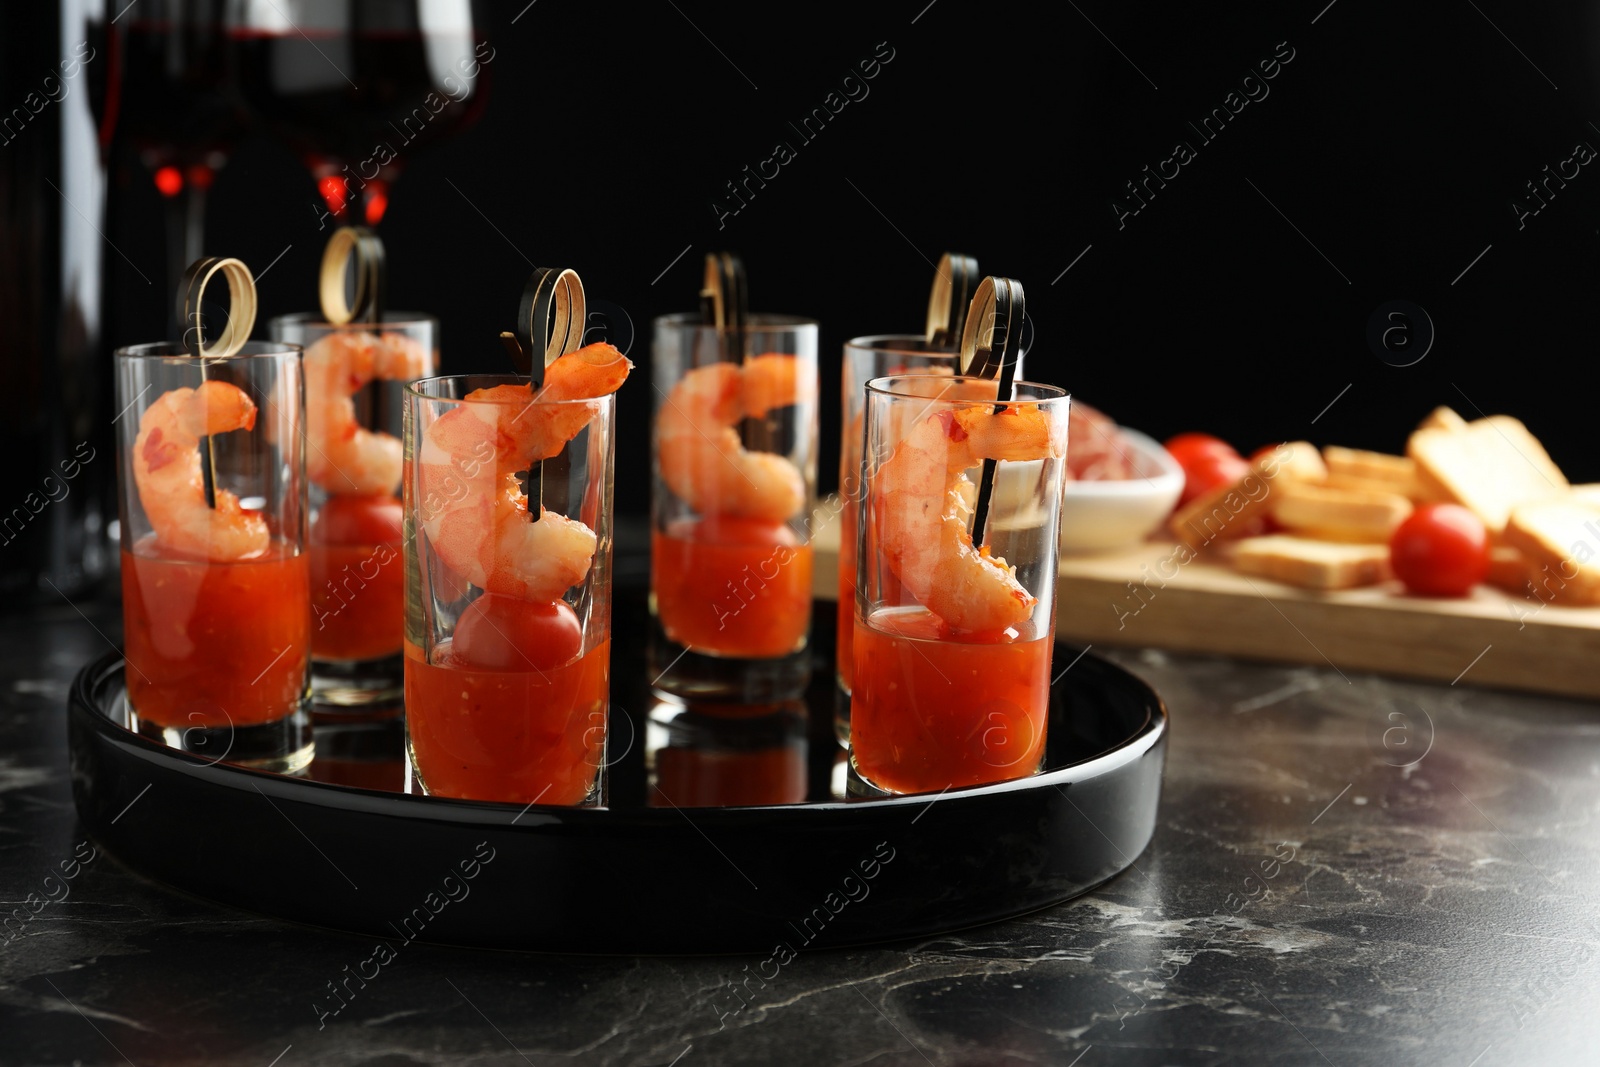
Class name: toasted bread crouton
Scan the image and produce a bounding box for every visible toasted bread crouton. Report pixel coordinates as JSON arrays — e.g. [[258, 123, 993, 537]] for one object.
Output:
[[1325, 470, 1424, 499], [1570, 484, 1600, 508], [1484, 545, 1533, 596], [1418, 406, 1469, 432], [1168, 441, 1325, 550], [1408, 416, 1567, 533], [1272, 482, 1412, 543], [1323, 446, 1416, 491], [1233, 535, 1392, 590], [1503, 499, 1600, 606]]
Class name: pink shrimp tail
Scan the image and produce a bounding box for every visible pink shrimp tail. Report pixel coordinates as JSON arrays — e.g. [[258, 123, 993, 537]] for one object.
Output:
[[740, 353, 810, 418], [186, 379, 259, 436], [539, 342, 633, 400]]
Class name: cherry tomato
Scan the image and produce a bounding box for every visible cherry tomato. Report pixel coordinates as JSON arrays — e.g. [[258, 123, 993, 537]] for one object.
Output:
[[1165, 434, 1245, 506], [315, 494, 403, 546], [1165, 433, 1240, 470], [1178, 451, 1250, 506], [1389, 504, 1489, 597], [452, 595, 583, 671], [680, 515, 799, 548]]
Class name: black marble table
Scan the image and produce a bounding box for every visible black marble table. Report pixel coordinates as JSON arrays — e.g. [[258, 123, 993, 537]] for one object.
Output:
[[4, 573, 1598, 1066]]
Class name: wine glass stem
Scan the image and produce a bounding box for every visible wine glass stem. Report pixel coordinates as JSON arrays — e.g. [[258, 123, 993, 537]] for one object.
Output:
[[164, 186, 207, 301]]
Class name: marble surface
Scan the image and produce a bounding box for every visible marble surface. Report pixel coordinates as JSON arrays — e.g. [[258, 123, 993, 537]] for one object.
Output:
[[3, 587, 1599, 1066]]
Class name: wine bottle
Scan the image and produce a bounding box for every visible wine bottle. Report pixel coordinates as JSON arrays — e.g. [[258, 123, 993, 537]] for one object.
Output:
[[0, 0, 116, 603]]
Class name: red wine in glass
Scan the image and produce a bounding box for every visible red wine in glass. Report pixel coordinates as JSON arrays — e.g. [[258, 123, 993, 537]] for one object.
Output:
[[232, 2, 489, 226], [110, 2, 248, 291]]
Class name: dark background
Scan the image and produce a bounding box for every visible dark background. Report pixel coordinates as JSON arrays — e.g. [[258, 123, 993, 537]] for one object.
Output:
[[104, 0, 1600, 514]]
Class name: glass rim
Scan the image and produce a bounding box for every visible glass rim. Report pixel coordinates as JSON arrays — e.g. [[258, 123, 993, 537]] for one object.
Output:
[[269, 311, 438, 330], [405, 372, 621, 408], [654, 311, 817, 331], [864, 373, 1069, 405], [114, 340, 302, 360], [844, 334, 962, 360]]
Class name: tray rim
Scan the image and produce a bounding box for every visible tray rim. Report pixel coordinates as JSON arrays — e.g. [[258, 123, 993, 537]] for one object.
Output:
[[69, 645, 1167, 823]]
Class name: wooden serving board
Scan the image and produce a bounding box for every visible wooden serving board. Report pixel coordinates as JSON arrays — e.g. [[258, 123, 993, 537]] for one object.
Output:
[[809, 506, 1600, 700], [1050, 542, 1600, 700]]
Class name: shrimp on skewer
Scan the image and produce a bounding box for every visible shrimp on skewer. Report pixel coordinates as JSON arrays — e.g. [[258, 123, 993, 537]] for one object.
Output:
[[418, 342, 632, 603], [841, 368, 1005, 493], [132, 380, 270, 561], [656, 354, 814, 523], [305, 331, 429, 495], [875, 402, 1066, 634]]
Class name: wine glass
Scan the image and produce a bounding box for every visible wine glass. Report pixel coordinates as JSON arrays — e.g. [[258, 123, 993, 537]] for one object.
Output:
[[230, 0, 490, 227], [111, 0, 249, 294]]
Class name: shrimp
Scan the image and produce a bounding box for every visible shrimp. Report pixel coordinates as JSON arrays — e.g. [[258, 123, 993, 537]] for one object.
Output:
[[875, 403, 1066, 634], [418, 342, 632, 603], [132, 380, 270, 561], [656, 354, 814, 522], [305, 331, 429, 496], [843, 369, 1001, 490]]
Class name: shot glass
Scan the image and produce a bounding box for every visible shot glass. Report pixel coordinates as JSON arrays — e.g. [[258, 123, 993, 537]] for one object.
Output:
[[270, 313, 437, 707], [650, 314, 819, 659], [834, 337, 1026, 728], [403, 375, 616, 806], [851, 375, 1070, 795], [115, 342, 312, 772]]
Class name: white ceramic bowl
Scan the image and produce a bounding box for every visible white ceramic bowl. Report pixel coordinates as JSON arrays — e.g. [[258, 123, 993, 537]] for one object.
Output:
[[1057, 428, 1183, 554]]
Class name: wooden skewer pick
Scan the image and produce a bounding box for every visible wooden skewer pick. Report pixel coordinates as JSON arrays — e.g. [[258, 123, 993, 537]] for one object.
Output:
[[958, 276, 1026, 548], [502, 267, 586, 523], [700, 252, 748, 364], [319, 226, 386, 327], [925, 252, 979, 350], [178, 257, 258, 510]]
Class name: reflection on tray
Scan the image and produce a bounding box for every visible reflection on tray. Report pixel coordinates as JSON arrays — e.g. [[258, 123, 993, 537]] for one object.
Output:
[[645, 618, 812, 704], [304, 710, 406, 792], [647, 696, 810, 808]]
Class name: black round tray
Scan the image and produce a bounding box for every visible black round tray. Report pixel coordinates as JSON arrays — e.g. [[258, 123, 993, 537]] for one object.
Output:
[[67, 593, 1166, 954]]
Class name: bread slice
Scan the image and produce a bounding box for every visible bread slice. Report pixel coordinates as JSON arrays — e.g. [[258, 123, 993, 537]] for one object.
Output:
[[1484, 545, 1532, 596], [1418, 406, 1469, 432], [1323, 446, 1416, 489], [1325, 470, 1422, 499], [1323, 446, 1419, 500], [1407, 415, 1567, 534], [1169, 441, 1325, 550], [1233, 535, 1392, 590], [1483, 544, 1588, 604], [1571, 484, 1600, 508], [1503, 499, 1600, 605], [1272, 482, 1412, 542]]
